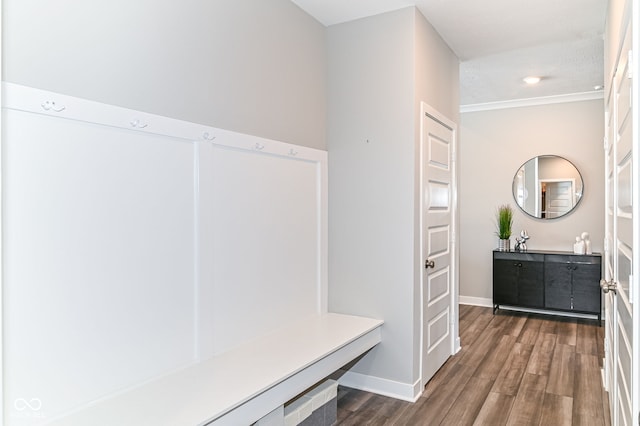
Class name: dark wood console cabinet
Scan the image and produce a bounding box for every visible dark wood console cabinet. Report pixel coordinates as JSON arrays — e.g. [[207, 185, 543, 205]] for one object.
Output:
[[493, 250, 602, 322]]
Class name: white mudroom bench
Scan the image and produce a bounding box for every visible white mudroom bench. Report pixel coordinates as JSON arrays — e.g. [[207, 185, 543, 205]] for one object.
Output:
[[47, 313, 382, 425]]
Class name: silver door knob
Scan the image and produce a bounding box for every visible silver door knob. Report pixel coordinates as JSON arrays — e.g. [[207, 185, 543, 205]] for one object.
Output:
[[600, 279, 618, 295], [425, 259, 435, 269]]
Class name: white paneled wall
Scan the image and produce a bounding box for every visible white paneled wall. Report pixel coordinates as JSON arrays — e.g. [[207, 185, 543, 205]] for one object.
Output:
[[198, 143, 326, 358], [4, 107, 197, 422], [2, 83, 327, 423]]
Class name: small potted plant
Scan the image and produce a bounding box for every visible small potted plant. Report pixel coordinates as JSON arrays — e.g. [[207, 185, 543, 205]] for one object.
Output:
[[496, 204, 513, 251]]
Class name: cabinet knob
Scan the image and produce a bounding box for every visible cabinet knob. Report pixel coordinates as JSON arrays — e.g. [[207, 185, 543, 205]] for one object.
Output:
[[425, 259, 435, 269], [600, 279, 618, 295]]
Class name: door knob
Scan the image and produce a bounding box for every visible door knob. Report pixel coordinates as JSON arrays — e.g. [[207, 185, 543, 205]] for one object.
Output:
[[600, 279, 618, 295], [425, 259, 435, 269]]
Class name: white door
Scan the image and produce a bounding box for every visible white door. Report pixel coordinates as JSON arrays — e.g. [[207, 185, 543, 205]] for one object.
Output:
[[603, 3, 638, 424], [603, 76, 617, 421], [421, 103, 458, 386], [542, 180, 574, 218]]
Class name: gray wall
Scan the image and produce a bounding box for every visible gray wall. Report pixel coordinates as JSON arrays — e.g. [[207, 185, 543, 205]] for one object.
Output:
[[327, 7, 415, 390], [459, 99, 605, 302], [3, 0, 327, 149], [412, 10, 460, 379], [327, 7, 459, 397]]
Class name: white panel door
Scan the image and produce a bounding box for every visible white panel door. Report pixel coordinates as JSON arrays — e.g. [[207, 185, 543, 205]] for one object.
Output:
[[603, 76, 617, 419], [542, 180, 574, 218], [603, 4, 638, 424], [421, 105, 457, 385]]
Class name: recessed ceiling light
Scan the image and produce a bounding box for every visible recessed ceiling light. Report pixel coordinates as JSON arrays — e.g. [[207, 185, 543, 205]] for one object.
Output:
[[523, 76, 542, 85]]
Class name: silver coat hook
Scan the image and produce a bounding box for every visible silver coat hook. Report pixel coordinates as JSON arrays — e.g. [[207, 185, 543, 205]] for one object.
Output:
[[41, 100, 66, 112], [130, 119, 148, 129]]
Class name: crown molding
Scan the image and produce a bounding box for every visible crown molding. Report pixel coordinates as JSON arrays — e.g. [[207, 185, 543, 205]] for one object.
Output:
[[460, 91, 605, 113]]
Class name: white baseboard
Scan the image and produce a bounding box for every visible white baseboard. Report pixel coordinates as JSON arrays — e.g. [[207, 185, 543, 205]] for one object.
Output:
[[459, 296, 493, 307], [337, 371, 421, 402]]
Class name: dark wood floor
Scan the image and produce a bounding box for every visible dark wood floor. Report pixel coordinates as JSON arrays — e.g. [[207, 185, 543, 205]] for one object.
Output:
[[337, 305, 611, 425]]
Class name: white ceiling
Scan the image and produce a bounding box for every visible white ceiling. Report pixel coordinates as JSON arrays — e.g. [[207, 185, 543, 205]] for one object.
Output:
[[291, 0, 606, 106]]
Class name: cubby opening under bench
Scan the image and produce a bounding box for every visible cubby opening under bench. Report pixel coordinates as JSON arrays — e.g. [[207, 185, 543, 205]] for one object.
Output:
[[492, 249, 602, 323]]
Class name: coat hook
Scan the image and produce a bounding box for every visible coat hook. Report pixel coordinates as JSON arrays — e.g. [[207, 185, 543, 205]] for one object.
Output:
[[130, 119, 148, 129], [41, 100, 66, 112], [202, 132, 216, 141]]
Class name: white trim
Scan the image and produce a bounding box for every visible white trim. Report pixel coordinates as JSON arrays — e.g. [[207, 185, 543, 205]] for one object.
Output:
[[0, 8, 4, 424], [1, 82, 326, 161], [193, 142, 201, 359], [459, 296, 493, 307], [337, 371, 421, 403], [460, 91, 605, 113], [631, 3, 640, 424], [317, 159, 329, 313]]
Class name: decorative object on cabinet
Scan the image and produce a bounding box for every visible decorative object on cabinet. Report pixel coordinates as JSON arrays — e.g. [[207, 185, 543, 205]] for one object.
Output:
[[581, 231, 592, 254], [493, 250, 602, 323], [514, 230, 530, 251], [572, 232, 592, 254], [512, 155, 584, 219], [495, 204, 514, 251]]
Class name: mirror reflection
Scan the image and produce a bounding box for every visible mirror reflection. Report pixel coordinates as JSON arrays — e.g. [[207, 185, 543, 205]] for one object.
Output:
[[512, 155, 583, 219]]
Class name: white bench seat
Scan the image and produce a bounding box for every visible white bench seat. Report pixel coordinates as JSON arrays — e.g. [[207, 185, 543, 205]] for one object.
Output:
[[48, 313, 383, 426]]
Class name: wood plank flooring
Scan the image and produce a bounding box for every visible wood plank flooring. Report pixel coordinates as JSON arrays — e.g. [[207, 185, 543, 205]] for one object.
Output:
[[336, 305, 610, 425]]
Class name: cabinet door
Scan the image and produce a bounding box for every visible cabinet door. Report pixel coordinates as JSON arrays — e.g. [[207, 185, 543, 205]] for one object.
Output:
[[545, 262, 572, 310], [493, 259, 518, 305], [572, 263, 601, 313], [517, 261, 544, 308]]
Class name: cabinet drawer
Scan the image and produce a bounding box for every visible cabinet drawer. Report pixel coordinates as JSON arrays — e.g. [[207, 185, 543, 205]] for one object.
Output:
[[545, 254, 601, 265], [493, 252, 544, 262]]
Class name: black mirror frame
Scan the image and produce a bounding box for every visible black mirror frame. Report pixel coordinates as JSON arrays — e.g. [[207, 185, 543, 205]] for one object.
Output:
[[512, 155, 584, 220]]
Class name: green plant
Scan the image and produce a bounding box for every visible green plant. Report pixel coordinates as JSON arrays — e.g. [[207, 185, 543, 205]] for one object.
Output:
[[496, 204, 513, 240]]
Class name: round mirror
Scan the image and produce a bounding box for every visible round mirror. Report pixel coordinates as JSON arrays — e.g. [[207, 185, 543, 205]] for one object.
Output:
[[512, 155, 584, 219]]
